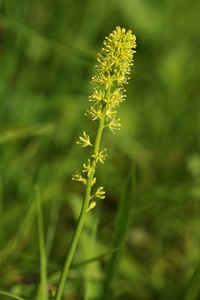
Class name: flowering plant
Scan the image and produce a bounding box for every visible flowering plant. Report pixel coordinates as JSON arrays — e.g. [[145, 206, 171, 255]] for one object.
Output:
[[55, 26, 136, 300], [73, 26, 136, 211]]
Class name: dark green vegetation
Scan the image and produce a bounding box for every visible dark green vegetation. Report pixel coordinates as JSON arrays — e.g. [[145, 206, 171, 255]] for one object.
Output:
[[0, 0, 200, 299]]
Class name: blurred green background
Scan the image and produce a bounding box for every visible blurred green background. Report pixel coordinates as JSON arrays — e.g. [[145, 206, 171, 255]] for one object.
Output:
[[0, 0, 200, 299]]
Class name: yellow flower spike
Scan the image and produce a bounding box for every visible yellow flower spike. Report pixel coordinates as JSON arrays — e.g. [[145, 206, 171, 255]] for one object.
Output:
[[95, 26, 136, 84], [56, 27, 136, 300], [76, 131, 93, 147]]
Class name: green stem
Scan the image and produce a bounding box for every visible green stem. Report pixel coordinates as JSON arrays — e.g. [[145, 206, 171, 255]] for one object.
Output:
[[55, 101, 107, 300]]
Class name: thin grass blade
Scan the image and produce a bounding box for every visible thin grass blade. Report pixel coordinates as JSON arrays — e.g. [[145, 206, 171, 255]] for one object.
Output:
[[35, 185, 48, 300], [184, 261, 200, 300], [0, 291, 26, 300], [103, 168, 135, 300]]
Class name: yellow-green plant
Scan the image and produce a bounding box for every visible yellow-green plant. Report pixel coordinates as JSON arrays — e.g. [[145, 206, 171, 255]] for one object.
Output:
[[55, 26, 136, 300]]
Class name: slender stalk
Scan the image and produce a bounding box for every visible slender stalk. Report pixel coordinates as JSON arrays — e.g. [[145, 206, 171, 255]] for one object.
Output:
[[55, 106, 107, 300]]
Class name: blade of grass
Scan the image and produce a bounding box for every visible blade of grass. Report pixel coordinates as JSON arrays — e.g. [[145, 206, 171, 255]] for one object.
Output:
[[73, 246, 120, 269], [83, 209, 100, 300], [35, 185, 48, 300], [46, 196, 62, 261], [0, 291, 26, 300], [0, 184, 61, 266], [103, 168, 136, 300], [0, 14, 95, 64], [48, 246, 138, 286], [0, 201, 35, 266], [0, 123, 55, 145], [184, 260, 200, 300]]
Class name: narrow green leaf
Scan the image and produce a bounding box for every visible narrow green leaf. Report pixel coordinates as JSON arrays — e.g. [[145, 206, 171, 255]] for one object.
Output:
[[0, 123, 54, 145], [184, 261, 200, 300], [0, 201, 35, 266], [46, 196, 62, 261], [103, 168, 135, 300], [72, 246, 120, 268], [0, 291, 26, 300], [83, 209, 100, 300], [0, 14, 94, 63], [35, 185, 48, 300]]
